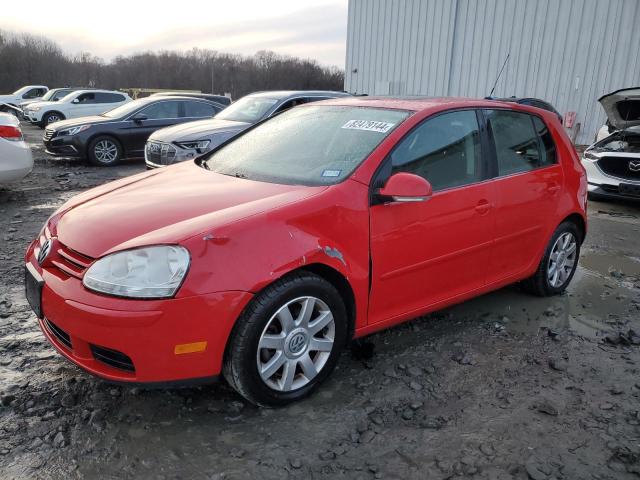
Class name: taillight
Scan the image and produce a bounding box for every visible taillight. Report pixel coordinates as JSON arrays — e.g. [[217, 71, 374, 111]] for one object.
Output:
[[0, 125, 23, 141]]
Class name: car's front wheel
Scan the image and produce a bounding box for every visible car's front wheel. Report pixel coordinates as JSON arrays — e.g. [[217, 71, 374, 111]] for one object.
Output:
[[522, 221, 581, 296], [223, 272, 347, 406], [88, 136, 122, 166]]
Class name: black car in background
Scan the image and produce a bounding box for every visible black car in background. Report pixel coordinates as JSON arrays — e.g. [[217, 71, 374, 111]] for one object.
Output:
[[43, 96, 224, 166], [151, 92, 231, 106]]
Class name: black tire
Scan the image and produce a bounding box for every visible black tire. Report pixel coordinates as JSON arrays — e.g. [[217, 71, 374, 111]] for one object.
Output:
[[223, 271, 348, 407], [521, 221, 581, 297], [43, 111, 65, 126], [87, 136, 123, 166]]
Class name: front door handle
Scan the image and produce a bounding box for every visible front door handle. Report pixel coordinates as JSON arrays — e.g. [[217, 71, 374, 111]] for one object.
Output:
[[475, 199, 491, 215]]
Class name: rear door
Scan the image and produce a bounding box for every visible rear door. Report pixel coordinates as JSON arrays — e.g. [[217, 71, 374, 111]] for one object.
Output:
[[368, 109, 496, 325], [482, 109, 563, 284]]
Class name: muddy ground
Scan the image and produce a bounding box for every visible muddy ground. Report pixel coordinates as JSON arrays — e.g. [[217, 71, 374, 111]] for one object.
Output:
[[1, 123, 640, 480]]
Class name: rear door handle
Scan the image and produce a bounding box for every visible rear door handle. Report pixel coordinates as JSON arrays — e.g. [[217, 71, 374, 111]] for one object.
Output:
[[475, 199, 491, 215]]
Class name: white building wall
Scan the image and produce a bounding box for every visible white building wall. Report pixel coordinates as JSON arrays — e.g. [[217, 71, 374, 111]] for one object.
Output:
[[345, 0, 640, 145]]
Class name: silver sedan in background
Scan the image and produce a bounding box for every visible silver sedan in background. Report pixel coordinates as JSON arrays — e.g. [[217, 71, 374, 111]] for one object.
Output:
[[145, 90, 350, 168]]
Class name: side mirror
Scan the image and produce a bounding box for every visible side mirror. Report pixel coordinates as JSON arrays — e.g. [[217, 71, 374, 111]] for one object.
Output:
[[72, 98, 80, 104], [376, 172, 432, 203], [132, 113, 148, 123]]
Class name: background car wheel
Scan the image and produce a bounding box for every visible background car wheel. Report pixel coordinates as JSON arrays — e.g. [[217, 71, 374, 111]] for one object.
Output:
[[88, 136, 122, 166], [223, 271, 348, 407], [43, 112, 65, 126], [522, 221, 581, 297]]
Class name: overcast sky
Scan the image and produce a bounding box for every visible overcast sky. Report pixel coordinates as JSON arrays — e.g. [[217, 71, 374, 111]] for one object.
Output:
[[0, 0, 348, 67]]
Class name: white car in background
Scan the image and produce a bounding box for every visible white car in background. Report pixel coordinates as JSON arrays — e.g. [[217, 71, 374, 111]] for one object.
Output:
[[582, 87, 640, 200], [18, 87, 79, 116], [24, 90, 132, 127], [0, 113, 33, 182], [0, 85, 48, 114]]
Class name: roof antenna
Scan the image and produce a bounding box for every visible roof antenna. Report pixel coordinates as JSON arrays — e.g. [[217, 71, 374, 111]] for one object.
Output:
[[489, 53, 510, 98]]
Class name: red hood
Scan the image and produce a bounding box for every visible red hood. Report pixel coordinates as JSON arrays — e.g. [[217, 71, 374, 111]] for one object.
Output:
[[52, 162, 323, 258]]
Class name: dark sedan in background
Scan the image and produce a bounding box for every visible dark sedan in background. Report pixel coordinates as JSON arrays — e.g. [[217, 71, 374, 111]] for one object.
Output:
[[145, 90, 349, 168], [43, 96, 225, 166]]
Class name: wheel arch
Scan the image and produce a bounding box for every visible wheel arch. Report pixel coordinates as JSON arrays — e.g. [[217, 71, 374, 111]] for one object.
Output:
[[43, 110, 66, 121], [560, 212, 586, 244]]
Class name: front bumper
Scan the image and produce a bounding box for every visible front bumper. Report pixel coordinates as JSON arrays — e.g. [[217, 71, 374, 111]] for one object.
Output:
[[43, 135, 83, 158], [582, 158, 640, 200], [25, 240, 253, 383]]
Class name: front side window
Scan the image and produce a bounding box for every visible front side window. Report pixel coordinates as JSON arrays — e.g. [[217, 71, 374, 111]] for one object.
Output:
[[77, 93, 96, 104], [201, 105, 410, 186], [390, 110, 483, 192], [140, 101, 180, 120], [485, 110, 542, 176]]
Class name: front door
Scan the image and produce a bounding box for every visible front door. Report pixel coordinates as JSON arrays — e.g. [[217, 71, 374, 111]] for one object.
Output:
[[369, 109, 495, 325], [120, 100, 183, 156]]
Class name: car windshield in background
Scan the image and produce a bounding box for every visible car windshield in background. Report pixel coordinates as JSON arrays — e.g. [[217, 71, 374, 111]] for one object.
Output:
[[201, 105, 410, 186], [101, 100, 143, 118], [214, 96, 278, 123], [40, 90, 58, 101]]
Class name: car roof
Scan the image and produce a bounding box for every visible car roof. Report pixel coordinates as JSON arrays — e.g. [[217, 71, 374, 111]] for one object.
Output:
[[313, 96, 526, 111], [247, 90, 350, 100], [133, 96, 222, 106]]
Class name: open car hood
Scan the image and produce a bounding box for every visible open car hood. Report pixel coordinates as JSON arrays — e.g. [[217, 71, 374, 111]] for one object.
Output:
[[599, 87, 640, 130]]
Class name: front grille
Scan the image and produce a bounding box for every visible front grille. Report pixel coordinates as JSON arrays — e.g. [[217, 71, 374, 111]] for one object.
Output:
[[90, 345, 135, 372], [597, 156, 640, 181], [52, 243, 93, 279], [145, 141, 176, 165], [43, 128, 55, 141], [38, 232, 94, 279], [44, 319, 72, 350]]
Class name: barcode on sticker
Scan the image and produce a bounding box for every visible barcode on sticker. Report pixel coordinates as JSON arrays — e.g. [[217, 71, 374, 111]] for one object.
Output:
[[342, 120, 395, 133]]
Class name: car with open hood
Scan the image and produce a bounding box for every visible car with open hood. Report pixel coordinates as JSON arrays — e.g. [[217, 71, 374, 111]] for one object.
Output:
[[582, 87, 640, 200], [25, 97, 586, 406], [144, 90, 349, 168], [0, 85, 48, 114]]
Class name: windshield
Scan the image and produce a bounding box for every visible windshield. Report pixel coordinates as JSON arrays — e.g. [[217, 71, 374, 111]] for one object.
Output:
[[201, 105, 410, 186], [215, 96, 278, 123], [101, 99, 145, 118], [40, 90, 57, 101]]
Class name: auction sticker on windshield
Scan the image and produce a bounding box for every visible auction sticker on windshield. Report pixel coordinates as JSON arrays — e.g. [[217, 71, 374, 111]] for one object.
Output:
[[341, 119, 395, 133]]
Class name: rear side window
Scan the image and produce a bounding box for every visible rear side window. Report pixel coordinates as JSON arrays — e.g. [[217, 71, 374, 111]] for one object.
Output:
[[390, 110, 483, 192], [486, 110, 546, 176], [96, 93, 125, 104], [184, 101, 218, 118], [533, 116, 557, 166]]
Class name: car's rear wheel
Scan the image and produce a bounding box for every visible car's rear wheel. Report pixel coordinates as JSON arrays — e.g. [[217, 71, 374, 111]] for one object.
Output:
[[522, 221, 580, 296], [43, 112, 65, 126], [88, 136, 122, 166], [223, 272, 347, 406]]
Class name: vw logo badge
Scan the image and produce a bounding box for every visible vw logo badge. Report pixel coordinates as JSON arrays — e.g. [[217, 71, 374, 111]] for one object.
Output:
[[629, 160, 640, 172], [37, 239, 52, 266], [288, 332, 307, 354]]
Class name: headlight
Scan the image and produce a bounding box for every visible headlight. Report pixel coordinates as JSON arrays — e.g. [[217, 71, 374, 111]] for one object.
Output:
[[583, 151, 599, 161], [59, 125, 91, 136], [30, 106, 41, 112], [176, 139, 211, 153], [83, 245, 190, 298]]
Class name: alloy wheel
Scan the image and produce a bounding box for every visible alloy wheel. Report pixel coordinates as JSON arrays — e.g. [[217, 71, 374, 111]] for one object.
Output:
[[257, 296, 335, 392], [45, 114, 60, 125], [94, 140, 118, 163], [547, 232, 577, 287]]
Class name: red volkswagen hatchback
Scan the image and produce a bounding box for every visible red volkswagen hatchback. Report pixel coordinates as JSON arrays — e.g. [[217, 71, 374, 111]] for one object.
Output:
[[25, 97, 587, 406]]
